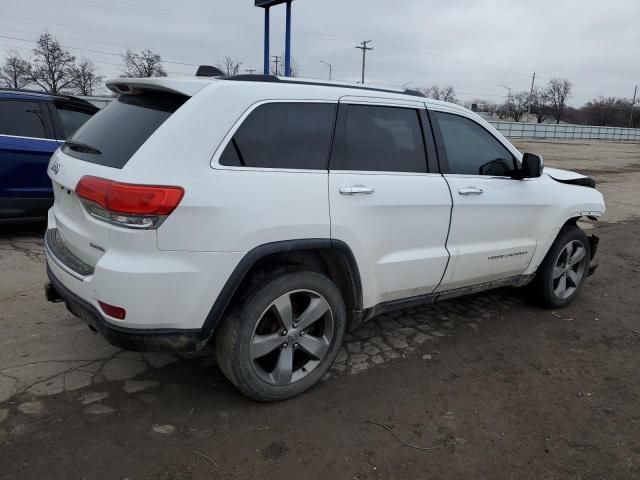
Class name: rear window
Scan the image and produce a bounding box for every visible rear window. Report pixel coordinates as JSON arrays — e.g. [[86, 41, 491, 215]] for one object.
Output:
[[63, 92, 187, 168]]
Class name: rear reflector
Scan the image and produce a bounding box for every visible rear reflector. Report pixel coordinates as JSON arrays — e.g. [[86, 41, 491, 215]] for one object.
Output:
[[76, 176, 184, 229], [98, 301, 126, 320]]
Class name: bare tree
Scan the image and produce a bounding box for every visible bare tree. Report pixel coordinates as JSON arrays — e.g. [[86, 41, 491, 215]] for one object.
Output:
[[547, 78, 573, 124], [582, 96, 631, 127], [288, 58, 301, 77], [420, 85, 456, 103], [440, 86, 456, 103], [509, 91, 530, 122], [29, 33, 76, 93], [69, 59, 104, 95], [530, 87, 551, 123], [0, 50, 32, 89], [121, 49, 166, 78], [216, 56, 242, 76], [420, 85, 440, 99]]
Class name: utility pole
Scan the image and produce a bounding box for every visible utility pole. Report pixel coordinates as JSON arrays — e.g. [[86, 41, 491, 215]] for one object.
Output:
[[629, 85, 638, 128], [498, 84, 512, 119], [319, 60, 332, 80], [355, 40, 373, 84], [245, 69, 257, 75], [527, 72, 536, 115], [272, 55, 282, 76]]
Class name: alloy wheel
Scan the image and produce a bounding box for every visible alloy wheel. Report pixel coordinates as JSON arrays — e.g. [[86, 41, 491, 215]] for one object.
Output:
[[552, 240, 588, 300], [250, 289, 334, 386]]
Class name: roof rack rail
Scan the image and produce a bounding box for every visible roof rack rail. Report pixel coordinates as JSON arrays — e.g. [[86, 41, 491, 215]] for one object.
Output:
[[222, 74, 280, 82], [217, 74, 426, 98]]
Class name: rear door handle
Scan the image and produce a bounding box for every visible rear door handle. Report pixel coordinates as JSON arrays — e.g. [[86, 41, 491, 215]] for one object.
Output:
[[458, 187, 484, 195], [339, 185, 375, 195]]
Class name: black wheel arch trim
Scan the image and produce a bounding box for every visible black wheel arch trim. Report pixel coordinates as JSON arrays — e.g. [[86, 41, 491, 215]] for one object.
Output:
[[201, 238, 363, 332]]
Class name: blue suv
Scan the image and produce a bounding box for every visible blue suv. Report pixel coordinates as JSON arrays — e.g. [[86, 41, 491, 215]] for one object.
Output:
[[0, 89, 98, 221]]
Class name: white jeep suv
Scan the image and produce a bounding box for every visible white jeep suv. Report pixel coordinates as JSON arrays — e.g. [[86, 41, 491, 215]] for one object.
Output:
[[44, 73, 605, 401]]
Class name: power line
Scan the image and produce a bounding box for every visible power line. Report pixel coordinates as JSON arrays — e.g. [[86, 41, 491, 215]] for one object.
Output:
[[1, 16, 353, 64], [3, 0, 634, 89], [0, 33, 200, 68], [355, 40, 373, 84], [59, 0, 361, 44]]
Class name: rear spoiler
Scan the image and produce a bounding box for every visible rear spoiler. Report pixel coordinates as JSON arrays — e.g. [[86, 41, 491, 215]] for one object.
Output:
[[106, 77, 209, 97]]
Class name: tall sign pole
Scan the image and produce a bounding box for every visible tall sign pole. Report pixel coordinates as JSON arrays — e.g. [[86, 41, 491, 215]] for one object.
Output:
[[256, 0, 294, 77], [284, 1, 292, 76], [263, 6, 270, 75]]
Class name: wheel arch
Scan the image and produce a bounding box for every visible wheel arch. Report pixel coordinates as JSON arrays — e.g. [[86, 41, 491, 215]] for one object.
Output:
[[526, 213, 599, 276], [201, 239, 363, 333]]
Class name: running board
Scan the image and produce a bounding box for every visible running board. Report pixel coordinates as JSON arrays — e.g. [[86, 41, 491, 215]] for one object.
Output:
[[360, 274, 535, 323]]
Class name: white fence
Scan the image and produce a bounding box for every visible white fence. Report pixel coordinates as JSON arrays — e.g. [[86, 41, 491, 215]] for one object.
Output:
[[488, 121, 640, 141]]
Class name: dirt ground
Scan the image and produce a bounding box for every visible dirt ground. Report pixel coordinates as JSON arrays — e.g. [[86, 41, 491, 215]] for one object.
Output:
[[1, 140, 639, 479]]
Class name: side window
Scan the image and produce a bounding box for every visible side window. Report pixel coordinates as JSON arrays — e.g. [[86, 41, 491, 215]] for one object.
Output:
[[220, 102, 336, 169], [331, 104, 427, 172], [0, 100, 50, 138], [55, 104, 95, 138], [435, 111, 516, 176]]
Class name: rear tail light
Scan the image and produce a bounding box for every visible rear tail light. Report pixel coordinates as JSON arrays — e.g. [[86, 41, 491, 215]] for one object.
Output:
[[75, 176, 184, 229]]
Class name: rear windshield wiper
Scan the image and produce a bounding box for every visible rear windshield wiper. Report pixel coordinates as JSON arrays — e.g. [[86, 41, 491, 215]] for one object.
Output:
[[64, 140, 102, 155]]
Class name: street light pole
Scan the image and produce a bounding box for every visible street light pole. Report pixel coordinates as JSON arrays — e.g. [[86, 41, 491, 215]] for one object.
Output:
[[319, 60, 332, 80]]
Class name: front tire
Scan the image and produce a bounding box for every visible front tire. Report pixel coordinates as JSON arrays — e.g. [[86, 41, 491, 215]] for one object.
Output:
[[215, 271, 346, 402], [534, 225, 591, 308]]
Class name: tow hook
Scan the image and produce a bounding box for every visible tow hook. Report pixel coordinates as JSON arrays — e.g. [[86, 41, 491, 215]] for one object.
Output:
[[44, 282, 63, 303]]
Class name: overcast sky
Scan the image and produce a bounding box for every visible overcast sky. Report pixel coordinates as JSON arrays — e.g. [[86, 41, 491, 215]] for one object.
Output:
[[2, 0, 639, 105]]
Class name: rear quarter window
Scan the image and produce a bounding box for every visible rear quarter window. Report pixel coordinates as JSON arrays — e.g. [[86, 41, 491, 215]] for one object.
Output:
[[219, 102, 337, 170], [63, 92, 187, 168]]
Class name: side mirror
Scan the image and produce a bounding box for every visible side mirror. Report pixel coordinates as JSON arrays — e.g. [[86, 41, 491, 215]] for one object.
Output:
[[519, 153, 544, 179]]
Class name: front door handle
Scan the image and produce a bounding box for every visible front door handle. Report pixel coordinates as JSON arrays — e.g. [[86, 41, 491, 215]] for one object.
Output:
[[458, 187, 484, 195], [339, 185, 375, 195]]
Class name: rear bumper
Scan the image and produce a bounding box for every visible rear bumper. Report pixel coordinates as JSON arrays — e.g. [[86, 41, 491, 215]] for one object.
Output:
[[46, 263, 210, 352], [43, 217, 243, 331]]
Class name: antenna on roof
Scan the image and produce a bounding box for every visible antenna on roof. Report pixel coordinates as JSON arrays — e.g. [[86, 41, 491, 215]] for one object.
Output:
[[195, 65, 225, 77]]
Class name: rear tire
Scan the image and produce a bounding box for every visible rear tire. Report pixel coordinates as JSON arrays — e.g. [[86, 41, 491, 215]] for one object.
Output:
[[215, 271, 346, 402], [533, 225, 591, 308]]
